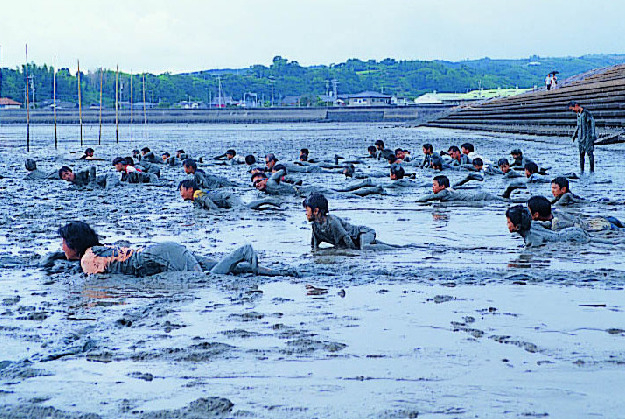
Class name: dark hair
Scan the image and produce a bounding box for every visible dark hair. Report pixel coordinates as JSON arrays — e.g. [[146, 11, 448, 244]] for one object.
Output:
[[461, 143, 474, 153], [394, 148, 403, 155], [368, 145, 377, 154], [245, 155, 256, 165], [375, 140, 384, 147], [25, 159, 37, 171], [59, 166, 72, 177], [506, 205, 532, 232], [343, 164, 355, 177], [472, 158, 483, 167], [447, 145, 460, 153], [58, 221, 101, 258], [162, 152, 171, 158], [182, 159, 197, 169], [124, 157, 135, 166], [432, 156, 443, 170], [433, 175, 450, 188], [551, 176, 569, 190], [527, 196, 552, 218], [273, 164, 287, 173], [251, 172, 267, 183], [112, 157, 126, 166], [524, 162, 539, 174], [497, 158, 510, 167], [303, 193, 329, 215], [226, 149, 236, 156], [176, 149, 185, 153], [141, 147, 150, 153], [265, 153, 277, 162], [178, 179, 198, 190], [390, 163, 405, 179], [423, 143, 433, 153], [510, 149, 522, 156], [300, 148, 309, 154], [568, 100, 579, 108], [387, 155, 398, 164], [132, 149, 139, 154], [85, 148, 94, 154]]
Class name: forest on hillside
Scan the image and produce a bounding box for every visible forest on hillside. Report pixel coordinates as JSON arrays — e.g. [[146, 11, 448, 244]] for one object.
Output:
[[1, 54, 624, 108]]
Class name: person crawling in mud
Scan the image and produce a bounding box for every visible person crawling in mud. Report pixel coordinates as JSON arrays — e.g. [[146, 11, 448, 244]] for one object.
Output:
[[528, 195, 623, 232], [252, 170, 383, 197], [524, 162, 549, 183], [497, 159, 523, 178], [140, 147, 162, 164], [551, 177, 584, 206], [416, 175, 503, 202], [510, 149, 535, 169], [79, 148, 95, 160], [183, 159, 235, 189], [420, 143, 440, 168], [113, 158, 159, 183], [447, 146, 470, 166], [506, 205, 590, 247], [49, 221, 293, 277], [214, 149, 244, 165], [24, 159, 60, 180], [59, 166, 121, 189], [179, 179, 282, 210], [303, 193, 401, 251]]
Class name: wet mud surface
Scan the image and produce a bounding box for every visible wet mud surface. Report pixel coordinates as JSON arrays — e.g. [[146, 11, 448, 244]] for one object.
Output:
[[0, 123, 624, 417]]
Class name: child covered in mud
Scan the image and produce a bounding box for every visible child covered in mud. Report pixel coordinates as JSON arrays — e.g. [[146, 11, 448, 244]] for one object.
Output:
[[179, 179, 283, 210], [551, 177, 584, 206], [416, 175, 503, 202], [303, 193, 400, 251], [505, 205, 590, 247], [48, 221, 294, 277]]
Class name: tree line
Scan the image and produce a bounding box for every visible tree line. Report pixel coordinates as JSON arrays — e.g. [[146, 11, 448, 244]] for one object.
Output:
[[1, 54, 624, 108]]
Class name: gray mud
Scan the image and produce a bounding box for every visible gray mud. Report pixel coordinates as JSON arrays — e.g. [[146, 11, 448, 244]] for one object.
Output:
[[0, 123, 625, 417]]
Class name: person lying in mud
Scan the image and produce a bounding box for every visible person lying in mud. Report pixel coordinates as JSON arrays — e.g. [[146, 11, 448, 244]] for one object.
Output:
[[506, 205, 589, 247], [183, 159, 235, 189], [420, 143, 440, 169], [551, 177, 584, 206], [59, 166, 121, 189], [161, 152, 181, 166], [179, 179, 282, 211], [497, 159, 523, 179], [303, 193, 401, 251], [366, 145, 378, 159], [51, 221, 293, 277], [374, 140, 395, 161], [447, 146, 471, 166], [113, 158, 160, 183], [528, 195, 623, 232], [452, 158, 499, 188], [510, 149, 535, 169], [416, 175, 503, 202], [266, 152, 333, 174], [132, 157, 161, 178], [271, 164, 303, 185], [342, 164, 388, 179], [523, 162, 550, 183], [23, 159, 60, 180], [252, 170, 383, 197], [79, 148, 95, 160], [342, 165, 416, 189], [140, 147, 162, 164], [214, 149, 244, 165]]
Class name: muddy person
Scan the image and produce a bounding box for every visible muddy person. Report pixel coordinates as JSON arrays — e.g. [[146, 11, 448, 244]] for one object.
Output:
[[497, 158, 523, 178], [79, 148, 95, 160], [505, 205, 589, 247], [55, 221, 292, 277], [303, 193, 401, 251], [59, 165, 120, 189], [183, 159, 234, 189], [509, 149, 535, 169], [179, 179, 282, 211], [140, 147, 162, 164], [528, 195, 623, 232], [569, 101, 596, 173], [420, 143, 439, 168], [551, 177, 584, 206], [24, 159, 59, 180], [416, 175, 502, 202], [375, 140, 395, 161]]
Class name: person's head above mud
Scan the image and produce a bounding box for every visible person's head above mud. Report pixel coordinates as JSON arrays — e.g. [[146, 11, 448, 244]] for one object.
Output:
[[510, 149, 523, 158], [245, 155, 256, 166], [178, 179, 199, 201], [343, 164, 355, 178], [265, 153, 278, 170], [568, 100, 583, 113], [182, 159, 198, 174], [58, 221, 101, 260], [25, 159, 37, 172], [375, 140, 385, 151], [390, 163, 405, 180], [551, 177, 571, 198], [432, 175, 450, 193], [132, 149, 140, 158], [387, 154, 399, 165], [472, 158, 484, 171], [447, 146, 461, 162], [460, 143, 474, 155], [506, 205, 532, 234], [303, 193, 329, 223], [527, 196, 553, 221], [226, 149, 237, 159], [124, 156, 135, 166], [367, 145, 377, 157], [141, 147, 151, 155], [272, 163, 287, 174], [395, 148, 408, 160], [422, 143, 434, 155], [58, 166, 75, 182], [161, 152, 171, 162], [176, 149, 185, 158], [497, 158, 511, 173], [81, 148, 95, 159], [432, 155, 444, 171], [300, 148, 309, 161], [251, 172, 268, 191], [112, 157, 130, 172], [524, 162, 539, 177]]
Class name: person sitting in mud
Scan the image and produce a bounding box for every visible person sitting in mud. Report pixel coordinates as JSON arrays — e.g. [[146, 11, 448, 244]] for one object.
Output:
[[183, 159, 234, 189], [506, 205, 589, 247], [510, 149, 535, 169], [497, 158, 523, 178], [416, 175, 503, 202], [420, 143, 440, 168], [59, 166, 121, 189], [140, 147, 162, 164], [528, 195, 623, 232], [551, 177, 584, 206], [179, 179, 282, 211], [79, 148, 95, 160], [303, 193, 400, 251], [24, 159, 59, 180], [53, 221, 292, 277], [524, 162, 549, 183]]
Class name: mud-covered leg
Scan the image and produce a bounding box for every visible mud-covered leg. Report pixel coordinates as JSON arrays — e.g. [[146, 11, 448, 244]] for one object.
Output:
[[579, 152, 585, 173], [209, 244, 258, 275], [246, 198, 282, 210], [588, 149, 595, 173]]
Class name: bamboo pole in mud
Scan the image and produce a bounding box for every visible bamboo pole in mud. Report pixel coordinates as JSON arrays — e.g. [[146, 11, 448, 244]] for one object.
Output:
[[77, 60, 83, 147], [129, 70, 133, 140], [142, 73, 147, 125], [53, 67, 57, 150], [115, 65, 119, 144], [98, 68, 103, 145], [25, 44, 30, 152]]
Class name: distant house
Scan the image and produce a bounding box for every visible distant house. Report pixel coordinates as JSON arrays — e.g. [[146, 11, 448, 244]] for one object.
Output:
[[317, 94, 339, 106], [210, 96, 235, 108], [0, 97, 22, 109], [347, 91, 391, 107], [414, 89, 531, 105], [179, 100, 206, 109], [280, 96, 301, 107], [391, 96, 411, 106]]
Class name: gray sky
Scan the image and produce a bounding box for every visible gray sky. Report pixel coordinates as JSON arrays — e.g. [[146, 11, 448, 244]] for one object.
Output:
[[1, 0, 623, 74]]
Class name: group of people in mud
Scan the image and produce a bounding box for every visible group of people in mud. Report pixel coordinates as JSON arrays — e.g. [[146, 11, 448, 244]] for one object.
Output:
[[29, 99, 620, 278]]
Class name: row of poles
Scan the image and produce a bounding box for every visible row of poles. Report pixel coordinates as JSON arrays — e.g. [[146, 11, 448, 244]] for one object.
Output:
[[21, 44, 148, 152]]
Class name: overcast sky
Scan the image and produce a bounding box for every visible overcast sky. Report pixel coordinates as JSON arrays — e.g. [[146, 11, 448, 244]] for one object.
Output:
[[1, 0, 623, 74]]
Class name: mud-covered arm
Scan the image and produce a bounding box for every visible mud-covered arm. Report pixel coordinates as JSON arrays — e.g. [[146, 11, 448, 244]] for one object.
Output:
[[415, 192, 440, 202], [270, 169, 286, 182], [329, 218, 357, 249], [195, 194, 219, 210]]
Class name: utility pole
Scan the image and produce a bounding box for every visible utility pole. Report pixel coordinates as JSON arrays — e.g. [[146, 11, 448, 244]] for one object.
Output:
[[25, 44, 30, 152]]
